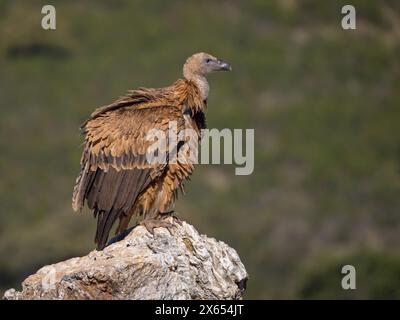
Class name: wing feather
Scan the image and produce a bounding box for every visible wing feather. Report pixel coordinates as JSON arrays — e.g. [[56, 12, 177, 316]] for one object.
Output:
[[72, 90, 185, 249]]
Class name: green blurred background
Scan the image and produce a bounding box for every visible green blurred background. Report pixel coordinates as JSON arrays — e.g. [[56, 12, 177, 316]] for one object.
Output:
[[0, 0, 399, 299]]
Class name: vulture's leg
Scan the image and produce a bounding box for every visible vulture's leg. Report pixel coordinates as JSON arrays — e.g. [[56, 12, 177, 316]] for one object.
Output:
[[139, 216, 178, 235], [159, 210, 183, 226]]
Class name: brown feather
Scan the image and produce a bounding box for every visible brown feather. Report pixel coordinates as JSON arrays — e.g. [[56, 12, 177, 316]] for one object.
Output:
[[72, 58, 219, 250]]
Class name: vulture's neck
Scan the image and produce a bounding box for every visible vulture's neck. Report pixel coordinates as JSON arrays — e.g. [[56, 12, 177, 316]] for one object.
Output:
[[183, 73, 209, 101]]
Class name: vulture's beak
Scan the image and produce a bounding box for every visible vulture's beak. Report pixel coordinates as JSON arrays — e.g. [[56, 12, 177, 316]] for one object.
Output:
[[217, 59, 232, 71]]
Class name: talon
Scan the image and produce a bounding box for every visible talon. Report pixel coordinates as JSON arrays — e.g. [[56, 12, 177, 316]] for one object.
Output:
[[160, 211, 183, 226], [139, 218, 176, 235], [171, 216, 183, 226]]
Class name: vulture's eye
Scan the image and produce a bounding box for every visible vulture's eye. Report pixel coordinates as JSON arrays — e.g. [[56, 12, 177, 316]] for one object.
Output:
[[205, 58, 212, 64]]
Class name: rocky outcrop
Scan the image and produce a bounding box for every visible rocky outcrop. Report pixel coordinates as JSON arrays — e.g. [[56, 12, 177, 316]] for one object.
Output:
[[3, 218, 248, 300]]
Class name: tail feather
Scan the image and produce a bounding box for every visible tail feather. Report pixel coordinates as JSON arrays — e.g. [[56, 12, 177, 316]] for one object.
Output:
[[95, 207, 121, 250]]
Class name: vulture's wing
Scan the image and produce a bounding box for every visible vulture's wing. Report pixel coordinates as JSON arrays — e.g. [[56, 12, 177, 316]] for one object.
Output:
[[72, 94, 185, 249]]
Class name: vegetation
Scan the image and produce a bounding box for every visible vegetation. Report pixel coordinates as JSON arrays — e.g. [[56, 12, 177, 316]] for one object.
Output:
[[0, 0, 399, 298]]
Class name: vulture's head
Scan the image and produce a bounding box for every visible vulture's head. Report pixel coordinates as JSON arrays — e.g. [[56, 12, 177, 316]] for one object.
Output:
[[183, 52, 231, 79]]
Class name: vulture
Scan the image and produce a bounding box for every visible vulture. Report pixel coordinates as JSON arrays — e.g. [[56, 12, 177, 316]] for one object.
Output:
[[72, 52, 231, 250]]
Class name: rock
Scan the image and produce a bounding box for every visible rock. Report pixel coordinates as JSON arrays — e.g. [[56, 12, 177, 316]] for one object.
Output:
[[3, 218, 248, 300]]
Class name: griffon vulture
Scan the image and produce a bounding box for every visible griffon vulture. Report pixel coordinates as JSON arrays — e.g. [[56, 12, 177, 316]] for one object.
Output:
[[72, 52, 231, 250]]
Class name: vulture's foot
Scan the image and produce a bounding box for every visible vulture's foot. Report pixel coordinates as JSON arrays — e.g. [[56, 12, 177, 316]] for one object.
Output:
[[139, 217, 177, 235], [159, 210, 183, 226]]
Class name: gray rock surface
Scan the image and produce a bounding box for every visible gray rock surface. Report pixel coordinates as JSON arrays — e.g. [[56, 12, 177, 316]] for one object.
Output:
[[3, 218, 248, 300]]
